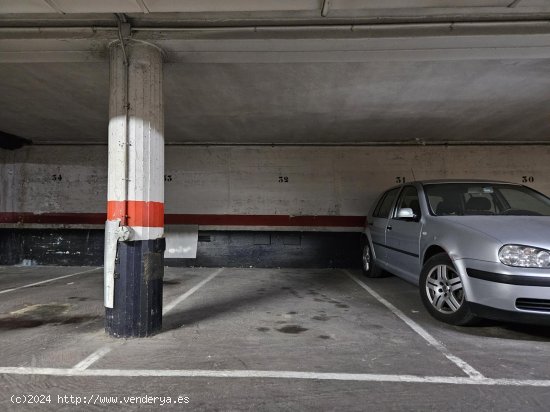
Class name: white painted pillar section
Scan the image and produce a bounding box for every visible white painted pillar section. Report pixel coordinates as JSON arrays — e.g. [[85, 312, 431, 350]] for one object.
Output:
[[107, 43, 127, 223], [107, 42, 164, 241]]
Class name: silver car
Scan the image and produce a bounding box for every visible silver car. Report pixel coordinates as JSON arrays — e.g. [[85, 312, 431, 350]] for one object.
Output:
[[362, 180, 550, 326]]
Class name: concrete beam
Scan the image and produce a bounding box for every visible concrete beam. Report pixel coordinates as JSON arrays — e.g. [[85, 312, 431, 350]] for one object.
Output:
[[2, 22, 550, 63]]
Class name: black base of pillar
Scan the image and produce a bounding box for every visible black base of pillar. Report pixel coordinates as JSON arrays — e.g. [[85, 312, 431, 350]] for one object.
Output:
[[106, 237, 165, 338]]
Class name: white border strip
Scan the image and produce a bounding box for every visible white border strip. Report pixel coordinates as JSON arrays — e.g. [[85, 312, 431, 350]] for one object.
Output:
[[343, 270, 484, 380], [0, 267, 102, 295], [1, 367, 550, 387]]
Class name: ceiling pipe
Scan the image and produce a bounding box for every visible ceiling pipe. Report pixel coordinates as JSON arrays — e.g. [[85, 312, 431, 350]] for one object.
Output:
[[114, 13, 131, 226], [42, 0, 64, 14], [2, 20, 550, 37], [28, 140, 550, 147], [134, 0, 150, 14], [321, 0, 331, 17], [128, 20, 550, 34], [115, 13, 130, 65]]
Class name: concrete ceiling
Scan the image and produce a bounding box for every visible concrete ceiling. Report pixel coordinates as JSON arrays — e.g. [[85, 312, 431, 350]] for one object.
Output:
[[1, 0, 550, 145]]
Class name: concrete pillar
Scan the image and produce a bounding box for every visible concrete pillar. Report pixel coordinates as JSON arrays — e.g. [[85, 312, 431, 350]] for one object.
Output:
[[105, 41, 165, 338]]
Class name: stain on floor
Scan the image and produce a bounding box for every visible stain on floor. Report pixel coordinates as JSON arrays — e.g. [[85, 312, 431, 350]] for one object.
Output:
[[276, 325, 308, 334], [10, 303, 70, 317], [0, 303, 100, 330], [312, 314, 332, 321]]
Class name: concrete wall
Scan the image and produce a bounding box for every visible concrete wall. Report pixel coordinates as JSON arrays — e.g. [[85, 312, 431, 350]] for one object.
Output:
[[0, 146, 106, 215], [1, 144, 549, 225], [2, 144, 549, 266]]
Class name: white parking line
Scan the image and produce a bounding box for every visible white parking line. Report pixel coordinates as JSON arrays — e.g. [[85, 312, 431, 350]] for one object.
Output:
[[163, 267, 224, 315], [73, 346, 114, 370], [74, 268, 224, 370], [1, 367, 550, 387], [0, 267, 102, 295], [343, 270, 484, 380]]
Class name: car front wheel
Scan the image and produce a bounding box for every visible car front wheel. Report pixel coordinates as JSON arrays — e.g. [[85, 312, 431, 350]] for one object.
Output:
[[419, 253, 477, 326]]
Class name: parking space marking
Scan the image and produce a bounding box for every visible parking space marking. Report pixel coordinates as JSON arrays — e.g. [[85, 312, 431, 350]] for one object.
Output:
[[73, 346, 114, 370], [163, 267, 225, 315], [343, 270, 484, 380], [72, 268, 224, 370], [0, 267, 102, 295], [1, 367, 550, 387]]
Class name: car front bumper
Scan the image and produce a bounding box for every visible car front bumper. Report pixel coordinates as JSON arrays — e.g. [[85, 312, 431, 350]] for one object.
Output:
[[455, 258, 550, 322]]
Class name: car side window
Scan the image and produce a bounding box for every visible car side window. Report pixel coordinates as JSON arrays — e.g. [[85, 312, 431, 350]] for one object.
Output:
[[394, 186, 421, 221], [373, 188, 400, 218]]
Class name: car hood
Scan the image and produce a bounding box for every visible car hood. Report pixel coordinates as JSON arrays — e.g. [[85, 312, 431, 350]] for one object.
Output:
[[438, 216, 550, 247]]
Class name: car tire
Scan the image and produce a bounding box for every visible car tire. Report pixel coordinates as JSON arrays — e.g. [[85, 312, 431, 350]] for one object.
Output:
[[419, 253, 478, 326], [361, 239, 385, 278]]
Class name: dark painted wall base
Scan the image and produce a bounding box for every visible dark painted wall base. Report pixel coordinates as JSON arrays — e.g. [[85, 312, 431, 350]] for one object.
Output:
[[173, 231, 362, 268], [0, 229, 361, 268], [0, 229, 104, 266]]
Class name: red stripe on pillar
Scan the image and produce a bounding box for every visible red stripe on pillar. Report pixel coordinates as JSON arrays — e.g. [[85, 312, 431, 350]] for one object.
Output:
[[107, 201, 164, 227]]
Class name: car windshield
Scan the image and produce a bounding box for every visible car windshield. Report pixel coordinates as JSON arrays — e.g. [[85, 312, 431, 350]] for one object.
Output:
[[424, 183, 550, 216]]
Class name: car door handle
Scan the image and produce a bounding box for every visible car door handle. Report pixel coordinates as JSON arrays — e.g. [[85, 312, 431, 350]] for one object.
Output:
[[386, 226, 392, 231]]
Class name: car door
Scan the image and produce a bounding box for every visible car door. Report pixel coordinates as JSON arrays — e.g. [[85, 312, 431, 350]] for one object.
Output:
[[369, 187, 400, 264], [384, 185, 423, 282]]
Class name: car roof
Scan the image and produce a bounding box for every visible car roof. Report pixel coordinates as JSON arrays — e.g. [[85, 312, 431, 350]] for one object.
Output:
[[378, 179, 522, 194], [412, 179, 518, 185]]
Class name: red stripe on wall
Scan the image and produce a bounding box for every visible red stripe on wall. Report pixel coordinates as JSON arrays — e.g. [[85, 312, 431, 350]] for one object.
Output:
[[0, 213, 366, 228], [107, 201, 164, 228], [165, 214, 365, 227]]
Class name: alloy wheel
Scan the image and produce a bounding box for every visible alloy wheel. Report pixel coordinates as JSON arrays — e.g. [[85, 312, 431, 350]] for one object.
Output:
[[425, 264, 464, 313]]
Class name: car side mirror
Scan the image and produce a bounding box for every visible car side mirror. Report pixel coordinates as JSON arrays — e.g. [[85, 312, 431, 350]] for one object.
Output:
[[397, 208, 415, 219]]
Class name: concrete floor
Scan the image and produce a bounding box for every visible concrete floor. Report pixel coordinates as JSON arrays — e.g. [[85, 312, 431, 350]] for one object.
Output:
[[0, 266, 550, 411]]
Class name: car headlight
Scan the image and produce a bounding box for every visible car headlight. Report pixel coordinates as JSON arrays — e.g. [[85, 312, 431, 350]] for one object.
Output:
[[499, 245, 550, 268]]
